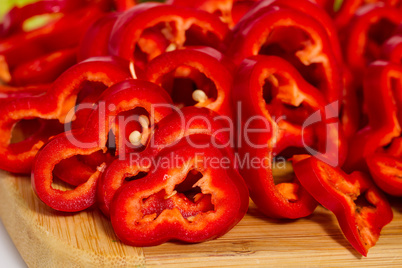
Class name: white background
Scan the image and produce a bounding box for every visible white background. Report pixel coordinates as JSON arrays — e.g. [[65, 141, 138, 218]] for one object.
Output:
[[0, 220, 27, 267]]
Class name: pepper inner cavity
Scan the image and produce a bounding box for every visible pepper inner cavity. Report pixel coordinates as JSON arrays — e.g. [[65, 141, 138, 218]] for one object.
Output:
[[160, 66, 218, 108], [114, 107, 151, 153], [259, 26, 325, 90], [140, 169, 214, 221], [262, 75, 309, 125], [10, 118, 63, 152], [134, 21, 180, 75]]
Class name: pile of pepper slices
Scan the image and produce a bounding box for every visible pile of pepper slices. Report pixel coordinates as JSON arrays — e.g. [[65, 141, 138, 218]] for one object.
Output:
[[0, 0, 401, 256]]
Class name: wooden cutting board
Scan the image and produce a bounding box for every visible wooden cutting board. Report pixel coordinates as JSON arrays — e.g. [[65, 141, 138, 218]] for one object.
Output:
[[0, 170, 401, 267]]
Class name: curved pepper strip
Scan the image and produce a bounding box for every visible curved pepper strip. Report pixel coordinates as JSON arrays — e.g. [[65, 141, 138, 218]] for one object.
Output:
[[232, 55, 347, 219], [11, 48, 77, 86], [78, 13, 119, 62], [114, 0, 137, 11], [344, 3, 402, 78], [366, 153, 402, 196], [32, 79, 173, 212], [381, 34, 402, 63], [366, 131, 402, 196], [54, 150, 115, 186], [144, 47, 233, 117], [327, 0, 402, 30], [167, 0, 259, 28], [341, 62, 368, 140], [109, 134, 249, 246], [344, 61, 401, 172], [227, 2, 342, 103], [293, 156, 393, 257], [0, 56, 131, 174], [98, 106, 233, 216], [0, 0, 88, 38], [0, 84, 50, 103], [0, 6, 105, 73], [108, 2, 229, 78], [237, 0, 343, 64]]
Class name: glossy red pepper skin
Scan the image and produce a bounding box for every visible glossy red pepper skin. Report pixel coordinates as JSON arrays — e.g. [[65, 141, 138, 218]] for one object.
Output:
[[227, 1, 342, 103], [78, 13, 119, 61], [366, 153, 402, 196], [340, 4, 402, 139], [344, 61, 401, 172], [0, 84, 50, 103], [0, 0, 89, 38], [344, 3, 402, 79], [240, 0, 343, 63], [98, 106, 233, 216], [11, 48, 77, 86], [232, 55, 349, 219], [109, 135, 249, 247], [0, 57, 131, 174], [108, 2, 229, 77], [381, 34, 402, 63], [321, 0, 402, 30], [144, 47, 233, 117], [167, 0, 259, 28], [0, 6, 105, 72], [114, 0, 137, 11], [54, 150, 115, 186], [293, 157, 393, 257], [32, 79, 173, 212]]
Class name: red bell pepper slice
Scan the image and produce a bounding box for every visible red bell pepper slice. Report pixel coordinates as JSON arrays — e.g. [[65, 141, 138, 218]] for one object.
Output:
[[365, 134, 402, 196], [144, 47, 233, 117], [0, 57, 131, 174], [10, 48, 77, 86], [114, 0, 137, 11], [0, 6, 105, 73], [109, 134, 249, 246], [78, 13, 120, 61], [325, 0, 402, 30], [366, 153, 402, 196], [54, 150, 115, 186], [227, 0, 342, 103], [108, 2, 229, 78], [293, 156, 393, 257], [167, 0, 259, 28], [32, 79, 173, 212], [0, 84, 50, 102], [232, 55, 348, 219], [344, 3, 402, 78], [340, 4, 402, 140], [381, 34, 402, 63], [0, 0, 89, 38], [98, 106, 233, 216], [344, 61, 401, 172]]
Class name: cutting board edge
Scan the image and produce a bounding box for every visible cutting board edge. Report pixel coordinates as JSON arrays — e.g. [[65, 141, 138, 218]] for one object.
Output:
[[0, 172, 146, 268]]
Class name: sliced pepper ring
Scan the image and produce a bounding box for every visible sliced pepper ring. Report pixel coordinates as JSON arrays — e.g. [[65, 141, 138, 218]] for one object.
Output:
[[344, 3, 402, 77], [109, 135, 249, 246], [232, 55, 345, 219], [0, 57, 130, 174], [144, 47, 233, 117], [108, 2, 229, 78], [381, 34, 402, 64], [31, 79, 173, 212], [97, 106, 234, 216], [344, 61, 402, 172], [293, 156, 393, 257], [227, 3, 342, 102], [366, 153, 402, 196]]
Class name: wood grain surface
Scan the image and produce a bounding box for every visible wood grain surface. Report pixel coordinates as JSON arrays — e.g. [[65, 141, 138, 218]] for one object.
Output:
[[0, 170, 401, 267]]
